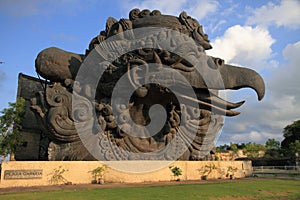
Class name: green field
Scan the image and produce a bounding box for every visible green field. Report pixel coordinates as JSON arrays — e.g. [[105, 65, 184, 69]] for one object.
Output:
[[1, 179, 300, 200]]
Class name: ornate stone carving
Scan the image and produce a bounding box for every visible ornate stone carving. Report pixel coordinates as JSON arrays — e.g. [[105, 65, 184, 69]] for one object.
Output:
[[26, 9, 265, 161]]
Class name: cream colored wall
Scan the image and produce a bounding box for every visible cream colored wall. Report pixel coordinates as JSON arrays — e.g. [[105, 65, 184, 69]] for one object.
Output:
[[0, 161, 252, 188]]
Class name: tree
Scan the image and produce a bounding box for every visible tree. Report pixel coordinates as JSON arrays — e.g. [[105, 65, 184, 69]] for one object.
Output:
[[265, 139, 280, 150], [0, 98, 25, 159], [243, 142, 265, 158], [289, 140, 300, 155], [229, 143, 238, 158], [281, 120, 300, 160], [216, 144, 230, 152], [264, 138, 281, 158], [281, 120, 300, 149], [285, 140, 300, 160]]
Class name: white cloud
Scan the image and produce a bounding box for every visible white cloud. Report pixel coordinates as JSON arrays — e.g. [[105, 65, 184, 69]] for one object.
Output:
[[230, 131, 283, 144], [269, 41, 300, 99], [122, 0, 219, 20], [247, 0, 300, 29], [207, 25, 275, 70], [235, 131, 263, 144], [249, 131, 264, 143], [210, 19, 226, 34], [122, 0, 186, 16], [283, 41, 300, 64], [220, 3, 239, 17], [186, 0, 219, 20]]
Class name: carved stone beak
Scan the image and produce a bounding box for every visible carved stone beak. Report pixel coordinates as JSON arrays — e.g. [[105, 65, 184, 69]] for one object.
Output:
[[194, 59, 265, 116], [192, 56, 265, 101], [219, 63, 265, 101]]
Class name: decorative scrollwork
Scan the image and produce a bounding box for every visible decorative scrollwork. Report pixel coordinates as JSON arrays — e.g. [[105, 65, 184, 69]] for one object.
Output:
[[45, 83, 94, 143], [129, 8, 141, 20]]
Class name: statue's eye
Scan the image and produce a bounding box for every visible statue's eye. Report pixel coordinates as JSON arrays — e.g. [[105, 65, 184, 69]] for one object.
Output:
[[214, 58, 224, 67], [207, 57, 224, 69], [207, 57, 218, 69]]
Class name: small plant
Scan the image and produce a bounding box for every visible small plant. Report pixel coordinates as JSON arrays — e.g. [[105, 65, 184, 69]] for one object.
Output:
[[89, 165, 107, 184], [217, 167, 226, 179], [169, 165, 182, 181], [226, 166, 238, 179], [198, 163, 217, 180], [48, 166, 69, 185]]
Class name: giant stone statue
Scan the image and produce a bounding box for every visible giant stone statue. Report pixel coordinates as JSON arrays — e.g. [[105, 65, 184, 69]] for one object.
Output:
[[16, 9, 265, 161]]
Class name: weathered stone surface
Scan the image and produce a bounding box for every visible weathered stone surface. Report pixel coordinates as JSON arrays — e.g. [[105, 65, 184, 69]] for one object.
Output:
[[15, 74, 48, 161], [35, 47, 84, 82], [16, 8, 265, 161]]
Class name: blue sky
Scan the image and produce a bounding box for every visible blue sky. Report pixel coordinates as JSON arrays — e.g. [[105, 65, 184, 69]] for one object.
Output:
[[0, 0, 299, 145]]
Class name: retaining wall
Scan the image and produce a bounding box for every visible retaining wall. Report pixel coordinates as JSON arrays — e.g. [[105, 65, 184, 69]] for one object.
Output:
[[0, 161, 252, 188]]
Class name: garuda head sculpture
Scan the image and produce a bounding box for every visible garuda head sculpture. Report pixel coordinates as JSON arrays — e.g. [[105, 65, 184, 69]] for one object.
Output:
[[33, 9, 265, 161]]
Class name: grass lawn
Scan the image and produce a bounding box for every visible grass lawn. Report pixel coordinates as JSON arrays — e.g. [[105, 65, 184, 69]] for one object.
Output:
[[1, 179, 300, 200]]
